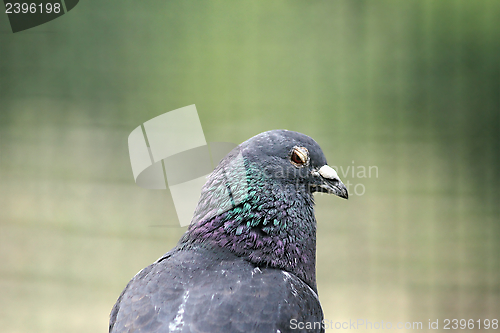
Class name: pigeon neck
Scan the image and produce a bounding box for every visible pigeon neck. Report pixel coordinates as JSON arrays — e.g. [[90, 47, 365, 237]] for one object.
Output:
[[181, 182, 319, 292]]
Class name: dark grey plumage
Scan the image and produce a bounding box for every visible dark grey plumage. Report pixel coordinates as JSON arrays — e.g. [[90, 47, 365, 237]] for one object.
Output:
[[110, 130, 348, 333]]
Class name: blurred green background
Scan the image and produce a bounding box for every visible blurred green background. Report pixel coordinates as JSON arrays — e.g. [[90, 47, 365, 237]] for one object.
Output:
[[0, 1, 498, 332]]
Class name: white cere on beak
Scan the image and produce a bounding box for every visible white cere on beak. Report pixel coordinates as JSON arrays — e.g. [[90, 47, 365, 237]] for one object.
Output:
[[318, 165, 340, 181]]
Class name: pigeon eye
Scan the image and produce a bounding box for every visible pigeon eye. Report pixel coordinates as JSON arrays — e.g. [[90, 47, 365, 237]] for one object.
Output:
[[290, 146, 309, 167]]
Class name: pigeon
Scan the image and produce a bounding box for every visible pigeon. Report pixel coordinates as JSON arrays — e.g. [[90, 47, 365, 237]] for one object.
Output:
[[109, 129, 348, 333]]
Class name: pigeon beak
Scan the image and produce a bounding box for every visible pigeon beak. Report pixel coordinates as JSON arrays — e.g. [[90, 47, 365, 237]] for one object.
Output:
[[313, 165, 349, 199]]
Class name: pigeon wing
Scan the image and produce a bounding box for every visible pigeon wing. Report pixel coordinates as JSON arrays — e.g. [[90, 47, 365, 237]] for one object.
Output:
[[109, 246, 324, 333]]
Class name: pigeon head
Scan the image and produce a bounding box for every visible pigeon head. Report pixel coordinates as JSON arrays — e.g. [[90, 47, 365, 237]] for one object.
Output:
[[180, 130, 347, 291], [236, 129, 348, 199]]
